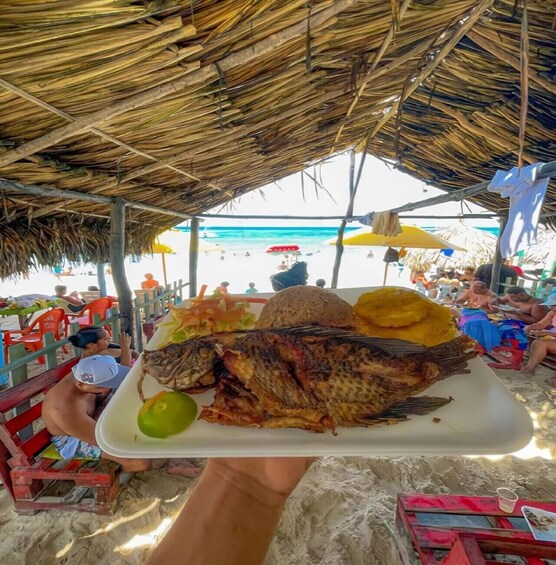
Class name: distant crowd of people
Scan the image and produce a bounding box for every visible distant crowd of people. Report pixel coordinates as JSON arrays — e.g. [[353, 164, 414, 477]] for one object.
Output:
[[411, 259, 556, 377]]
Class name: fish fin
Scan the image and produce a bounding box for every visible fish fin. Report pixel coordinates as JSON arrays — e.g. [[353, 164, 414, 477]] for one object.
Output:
[[428, 335, 477, 377], [380, 395, 453, 417], [273, 326, 427, 355]]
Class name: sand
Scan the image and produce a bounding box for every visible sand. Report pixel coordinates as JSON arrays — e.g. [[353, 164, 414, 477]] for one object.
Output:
[[0, 243, 411, 300], [0, 367, 554, 565]]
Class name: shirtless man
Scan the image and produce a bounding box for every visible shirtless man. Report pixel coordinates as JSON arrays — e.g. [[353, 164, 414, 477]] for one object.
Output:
[[522, 295, 556, 377], [491, 286, 548, 324], [454, 281, 496, 312], [42, 355, 200, 476]]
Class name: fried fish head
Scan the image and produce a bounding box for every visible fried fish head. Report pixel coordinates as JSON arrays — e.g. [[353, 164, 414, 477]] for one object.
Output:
[[142, 338, 219, 390]]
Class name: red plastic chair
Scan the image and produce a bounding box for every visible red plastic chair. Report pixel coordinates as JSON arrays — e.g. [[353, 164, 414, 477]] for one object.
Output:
[[69, 297, 113, 330], [3, 308, 66, 363]]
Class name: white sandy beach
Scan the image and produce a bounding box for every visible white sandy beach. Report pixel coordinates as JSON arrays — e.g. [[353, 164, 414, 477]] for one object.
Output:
[[0, 240, 412, 299], [0, 363, 554, 564]]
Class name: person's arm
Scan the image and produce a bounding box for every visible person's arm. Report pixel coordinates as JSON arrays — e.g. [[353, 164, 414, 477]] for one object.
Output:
[[525, 311, 553, 333], [118, 332, 132, 367], [455, 290, 469, 305], [148, 458, 314, 565], [510, 305, 546, 324]]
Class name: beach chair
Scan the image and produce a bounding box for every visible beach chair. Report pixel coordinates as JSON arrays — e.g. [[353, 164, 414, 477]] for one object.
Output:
[[0, 358, 122, 515], [68, 297, 113, 330], [2, 308, 66, 364], [79, 290, 100, 303]]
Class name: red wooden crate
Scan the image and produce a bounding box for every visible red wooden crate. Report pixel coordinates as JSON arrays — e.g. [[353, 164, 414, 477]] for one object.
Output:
[[396, 494, 556, 565]]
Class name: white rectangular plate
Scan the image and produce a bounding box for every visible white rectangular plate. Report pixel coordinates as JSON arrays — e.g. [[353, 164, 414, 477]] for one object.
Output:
[[96, 287, 533, 458]]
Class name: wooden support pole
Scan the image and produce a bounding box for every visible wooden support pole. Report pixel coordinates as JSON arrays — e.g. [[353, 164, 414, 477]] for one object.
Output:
[[331, 150, 356, 289], [490, 216, 507, 294], [0, 178, 193, 220], [97, 263, 107, 297], [390, 160, 556, 215], [110, 198, 133, 336], [189, 218, 200, 298]]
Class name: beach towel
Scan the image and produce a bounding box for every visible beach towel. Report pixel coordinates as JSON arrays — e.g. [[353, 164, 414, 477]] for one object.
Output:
[[497, 319, 529, 351], [49, 435, 101, 460], [459, 309, 501, 352], [487, 164, 549, 257]]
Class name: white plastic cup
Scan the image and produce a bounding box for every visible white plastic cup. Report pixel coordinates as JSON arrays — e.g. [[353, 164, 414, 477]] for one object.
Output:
[[497, 488, 518, 513]]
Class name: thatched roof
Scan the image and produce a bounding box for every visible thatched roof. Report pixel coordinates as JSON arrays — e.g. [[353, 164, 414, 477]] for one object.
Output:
[[1, 1, 555, 277], [403, 223, 497, 271], [522, 226, 556, 265]]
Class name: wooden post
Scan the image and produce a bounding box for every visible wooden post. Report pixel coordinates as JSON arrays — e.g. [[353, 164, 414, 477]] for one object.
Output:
[[189, 218, 199, 298], [8, 343, 32, 440], [110, 198, 133, 336], [490, 216, 507, 294], [97, 263, 107, 297], [331, 151, 356, 288]]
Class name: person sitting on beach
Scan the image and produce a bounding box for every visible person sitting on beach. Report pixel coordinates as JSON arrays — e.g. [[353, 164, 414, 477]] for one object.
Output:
[[54, 284, 85, 313], [458, 267, 475, 284], [491, 286, 548, 324], [277, 260, 287, 271], [217, 281, 230, 294], [42, 349, 199, 476], [68, 325, 140, 363], [522, 295, 556, 376], [141, 273, 162, 290], [270, 262, 308, 292], [245, 282, 258, 294], [453, 281, 496, 315], [315, 279, 326, 288]]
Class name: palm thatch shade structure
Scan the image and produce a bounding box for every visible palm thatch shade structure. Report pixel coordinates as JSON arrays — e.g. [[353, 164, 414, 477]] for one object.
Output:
[[0, 1, 555, 278], [522, 227, 556, 266], [403, 223, 497, 272]]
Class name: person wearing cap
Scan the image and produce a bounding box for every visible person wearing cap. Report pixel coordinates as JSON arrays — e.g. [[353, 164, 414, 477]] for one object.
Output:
[[42, 355, 200, 476], [522, 294, 556, 376], [491, 286, 548, 324]]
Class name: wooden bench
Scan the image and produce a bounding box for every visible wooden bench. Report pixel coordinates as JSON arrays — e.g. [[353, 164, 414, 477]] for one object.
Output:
[[0, 358, 122, 515]]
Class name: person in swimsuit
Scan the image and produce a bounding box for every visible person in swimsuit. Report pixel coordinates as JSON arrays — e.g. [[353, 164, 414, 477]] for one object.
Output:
[[522, 295, 556, 376]]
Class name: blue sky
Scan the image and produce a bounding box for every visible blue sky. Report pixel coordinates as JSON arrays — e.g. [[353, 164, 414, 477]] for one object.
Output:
[[202, 153, 496, 228]]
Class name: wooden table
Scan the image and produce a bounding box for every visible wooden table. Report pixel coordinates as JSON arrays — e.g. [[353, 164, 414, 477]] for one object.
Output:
[[0, 301, 60, 330]]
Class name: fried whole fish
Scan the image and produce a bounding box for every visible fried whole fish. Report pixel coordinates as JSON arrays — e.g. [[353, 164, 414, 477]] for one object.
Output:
[[142, 328, 476, 432]]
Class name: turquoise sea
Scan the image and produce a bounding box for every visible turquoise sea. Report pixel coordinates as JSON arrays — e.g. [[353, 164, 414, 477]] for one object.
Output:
[[176, 225, 498, 251]]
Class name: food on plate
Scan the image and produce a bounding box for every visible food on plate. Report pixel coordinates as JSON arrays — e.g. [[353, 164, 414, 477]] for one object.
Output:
[[354, 288, 458, 347], [138, 391, 197, 438], [255, 285, 355, 329], [144, 326, 475, 433], [156, 293, 264, 347]]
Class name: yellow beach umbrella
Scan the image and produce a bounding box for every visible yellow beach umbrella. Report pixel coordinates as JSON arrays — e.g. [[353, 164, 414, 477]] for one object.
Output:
[[151, 241, 175, 288], [337, 224, 467, 250], [329, 224, 466, 285]]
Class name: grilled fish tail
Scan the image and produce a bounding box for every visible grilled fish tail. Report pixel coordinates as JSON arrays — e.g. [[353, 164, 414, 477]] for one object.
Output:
[[427, 335, 476, 378]]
